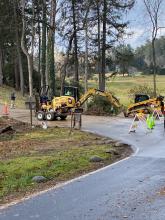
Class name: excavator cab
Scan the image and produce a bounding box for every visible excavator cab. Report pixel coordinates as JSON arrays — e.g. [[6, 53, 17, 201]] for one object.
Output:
[[63, 86, 80, 102], [134, 94, 150, 103]]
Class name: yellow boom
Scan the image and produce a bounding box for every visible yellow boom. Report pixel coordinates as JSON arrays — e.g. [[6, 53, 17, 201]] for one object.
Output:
[[75, 88, 121, 108]]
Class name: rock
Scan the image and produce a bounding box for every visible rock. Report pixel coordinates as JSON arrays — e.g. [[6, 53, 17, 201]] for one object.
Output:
[[80, 141, 90, 147], [104, 140, 115, 145], [105, 149, 119, 155], [89, 156, 104, 162], [101, 138, 109, 141], [114, 142, 130, 147], [0, 126, 14, 134], [32, 176, 47, 183], [94, 137, 100, 140], [96, 141, 105, 145], [41, 122, 48, 129], [114, 142, 123, 147]]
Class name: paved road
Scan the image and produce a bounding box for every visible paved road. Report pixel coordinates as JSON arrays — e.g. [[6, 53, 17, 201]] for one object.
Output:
[[1, 110, 165, 220]]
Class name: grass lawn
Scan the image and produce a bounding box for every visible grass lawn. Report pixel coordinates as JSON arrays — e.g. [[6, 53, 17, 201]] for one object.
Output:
[[1, 75, 165, 108], [87, 75, 165, 106], [0, 85, 27, 108], [0, 117, 131, 204]]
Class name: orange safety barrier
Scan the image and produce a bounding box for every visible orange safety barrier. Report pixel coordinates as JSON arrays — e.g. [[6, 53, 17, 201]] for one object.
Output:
[[2, 102, 9, 115]]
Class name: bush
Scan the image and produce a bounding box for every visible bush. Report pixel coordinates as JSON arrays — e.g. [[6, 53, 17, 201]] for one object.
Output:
[[128, 84, 163, 105], [128, 85, 156, 100], [86, 95, 120, 116]]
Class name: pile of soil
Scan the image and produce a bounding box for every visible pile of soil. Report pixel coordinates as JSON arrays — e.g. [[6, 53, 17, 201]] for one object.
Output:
[[0, 116, 30, 133]]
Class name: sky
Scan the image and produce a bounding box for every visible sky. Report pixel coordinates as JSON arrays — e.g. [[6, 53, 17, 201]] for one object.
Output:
[[124, 0, 165, 49]]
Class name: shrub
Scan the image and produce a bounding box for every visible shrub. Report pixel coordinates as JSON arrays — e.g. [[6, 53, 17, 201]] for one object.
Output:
[[128, 85, 159, 101], [86, 95, 120, 116]]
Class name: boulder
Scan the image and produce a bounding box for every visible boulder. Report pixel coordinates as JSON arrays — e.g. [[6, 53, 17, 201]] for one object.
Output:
[[32, 176, 47, 183], [114, 142, 130, 147], [104, 140, 115, 145], [105, 149, 119, 155], [96, 141, 106, 145], [89, 156, 104, 162], [114, 142, 129, 147], [101, 138, 109, 141]]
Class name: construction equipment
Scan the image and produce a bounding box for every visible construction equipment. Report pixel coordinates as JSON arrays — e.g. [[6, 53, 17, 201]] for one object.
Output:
[[36, 86, 121, 121], [74, 88, 121, 109], [129, 113, 147, 133], [124, 94, 164, 117]]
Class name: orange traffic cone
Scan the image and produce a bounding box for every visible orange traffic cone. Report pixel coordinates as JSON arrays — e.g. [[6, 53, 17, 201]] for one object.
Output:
[[2, 102, 9, 115]]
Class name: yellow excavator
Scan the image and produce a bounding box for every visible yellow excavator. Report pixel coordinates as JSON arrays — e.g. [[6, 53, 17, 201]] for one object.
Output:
[[36, 86, 121, 121], [124, 94, 164, 117]]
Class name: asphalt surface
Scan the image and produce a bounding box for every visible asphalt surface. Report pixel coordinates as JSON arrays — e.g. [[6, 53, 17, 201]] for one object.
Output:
[[1, 110, 165, 220]]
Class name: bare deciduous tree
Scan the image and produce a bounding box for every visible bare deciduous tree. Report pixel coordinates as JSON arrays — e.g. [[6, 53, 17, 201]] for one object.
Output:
[[13, 0, 24, 95], [21, 0, 35, 97], [41, 0, 47, 88], [47, 0, 57, 96], [0, 47, 3, 86], [144, 0, 163, 97]]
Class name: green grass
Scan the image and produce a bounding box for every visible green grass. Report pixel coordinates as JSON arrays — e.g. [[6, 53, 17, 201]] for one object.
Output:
[[0, 146, 109, 199], [0, 85, 27, 108], [87, 75, 165, 106], [1, 75, 165, 108], [0, 125, 117, 203]]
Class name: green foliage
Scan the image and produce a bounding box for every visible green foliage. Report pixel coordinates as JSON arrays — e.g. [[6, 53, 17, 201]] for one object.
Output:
[[87, 95, 119, 115], [0, 126, 114, 201], [0, 85, 27, 107], [114, 44, 134, 74], [133, 37, 165, 74], [0, 145, 110, 199], [128, 85, 156, 100], [54, 77, 62, 96], [53, 78, 85, 97], [67, 79, 85, 95]]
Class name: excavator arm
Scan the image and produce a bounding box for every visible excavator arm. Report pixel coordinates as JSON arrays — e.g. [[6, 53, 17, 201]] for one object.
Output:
[[75, 88, 121, 108]]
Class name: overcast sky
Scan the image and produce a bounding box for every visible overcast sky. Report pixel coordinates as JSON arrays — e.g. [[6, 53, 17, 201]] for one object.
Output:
[[124, 0, 165, 49]]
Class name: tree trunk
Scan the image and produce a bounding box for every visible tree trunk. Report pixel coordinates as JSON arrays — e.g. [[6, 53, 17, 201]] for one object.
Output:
[[14, 55, 19, 90], [13, 0, 24, 95], [152, 38, 157, 97], [71, 0, 79, 84], [143, 0, 163, 98], [47, 0, 56, 96], [0, 47, 3, 86], [26, 55, 33, 97], [101, 0, 107, 91], [31, 0, 35, 73], [60, 35, 74, 95], [41, 0, 47, 88], [38, 23, 41, 84], [84, 23, 88, 111], [49, 32, 55, 96], [21, 0, 33, 96], [96, 0, 102, 90], [17, 49, 24, 95], [85, 24, 88, 93]]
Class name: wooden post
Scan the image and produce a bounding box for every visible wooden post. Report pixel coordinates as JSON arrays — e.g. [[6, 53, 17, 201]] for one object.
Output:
[[70, 112, 82, 132], [29, 96, 33, 127]]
